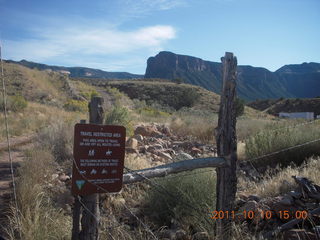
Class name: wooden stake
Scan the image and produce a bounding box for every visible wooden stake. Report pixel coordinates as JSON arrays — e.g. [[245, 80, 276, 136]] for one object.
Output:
[[72, 120, 86, 240], [79, 97, 104, 240], [215, 52, 238, 239]]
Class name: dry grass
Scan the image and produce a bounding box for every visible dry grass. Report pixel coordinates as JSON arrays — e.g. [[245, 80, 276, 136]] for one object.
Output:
[[0, 102, 83, 141], [238, 156, 320, 198], [3, 62, 69, 104], [125, 153, 153, 170], [6, 149, 72, 240], [170, 111, 218, 143]]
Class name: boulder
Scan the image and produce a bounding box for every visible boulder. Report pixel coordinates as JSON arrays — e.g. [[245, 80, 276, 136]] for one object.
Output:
[[58, 173, 70, 182], [125, 147, 139, 154], [134, 134, 144, 142], [164, 149, 176, 155], [127, 138, 138, 149], [191, 147, 202, 156], [134, 125, 162, 137], [288, 190, 302, 199], [174, 152, 193, 162], [147, 144, 164, 153], [158, 152, 172, 161]]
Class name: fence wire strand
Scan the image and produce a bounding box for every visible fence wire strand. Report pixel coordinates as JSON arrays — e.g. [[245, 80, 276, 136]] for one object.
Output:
[[72, 157, 159, 240], [0, 42, 22, 240]]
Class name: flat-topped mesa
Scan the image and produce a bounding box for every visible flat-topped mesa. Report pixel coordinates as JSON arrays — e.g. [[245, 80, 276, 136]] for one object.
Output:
[[144, 51, 320, 101]]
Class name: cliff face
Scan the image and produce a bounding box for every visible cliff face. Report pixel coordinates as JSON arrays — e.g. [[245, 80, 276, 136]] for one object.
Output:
[[145, 51, 320, 101]]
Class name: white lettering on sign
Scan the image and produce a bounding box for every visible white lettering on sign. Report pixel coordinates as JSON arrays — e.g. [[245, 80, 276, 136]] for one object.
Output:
[[80, 131, 92, 136], [93, 132, 112, 137], [79, 159, 120, 167]]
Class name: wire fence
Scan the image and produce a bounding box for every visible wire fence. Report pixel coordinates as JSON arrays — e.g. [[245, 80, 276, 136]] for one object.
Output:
[[72, 157, 159, 240], [0, 42, 22, 240], [2, 56, 320, 239]]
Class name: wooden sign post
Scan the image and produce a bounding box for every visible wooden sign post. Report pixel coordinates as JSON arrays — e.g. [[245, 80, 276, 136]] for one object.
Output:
[[215, 52, 238, 239], [71, 97, 126, 240]]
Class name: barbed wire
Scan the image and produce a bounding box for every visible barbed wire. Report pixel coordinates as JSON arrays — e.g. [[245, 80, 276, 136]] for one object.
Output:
[[245, 137, 320, 163], [123, 166, 213, 225], [72, 157, 159, 240], [0, 41, 22, 239], [239, 118, 320, 143]]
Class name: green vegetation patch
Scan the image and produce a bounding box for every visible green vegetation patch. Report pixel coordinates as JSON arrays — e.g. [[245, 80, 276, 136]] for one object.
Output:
[[144, 169, 216, 234], [245, 120, 320, 167], [63, 99, 88, 112]]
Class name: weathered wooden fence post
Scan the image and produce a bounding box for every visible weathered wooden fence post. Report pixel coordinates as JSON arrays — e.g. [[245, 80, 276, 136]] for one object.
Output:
[[79, 97, 104, 240], [72, 120, 86, 240], [215, 52, 238, 239]]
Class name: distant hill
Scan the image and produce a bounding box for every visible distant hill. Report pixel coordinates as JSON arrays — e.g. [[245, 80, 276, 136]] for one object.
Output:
[[247, 98, 320, 116], [2, 61, 70, 105], [5, 59, 143, 79], [81, 79, 221, 112], [145, 51, 320, 101]]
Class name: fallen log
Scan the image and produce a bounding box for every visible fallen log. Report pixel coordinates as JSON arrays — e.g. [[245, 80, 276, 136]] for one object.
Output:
[[123, 157, 227, 184]]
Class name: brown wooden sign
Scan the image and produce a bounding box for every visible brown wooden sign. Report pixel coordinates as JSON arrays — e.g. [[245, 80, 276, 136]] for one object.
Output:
[[72, 123, 126, 195]]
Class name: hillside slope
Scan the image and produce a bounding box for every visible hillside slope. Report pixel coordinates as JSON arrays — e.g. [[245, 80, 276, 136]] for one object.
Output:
[[84, 79, 221, 112], [2, 62, 70, 105], [248, 98, 320, 116], [5, 59, 143, 79], [145, 51, 320, 101]]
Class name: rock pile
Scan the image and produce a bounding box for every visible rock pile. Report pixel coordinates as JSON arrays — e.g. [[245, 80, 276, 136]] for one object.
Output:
[[235, 176, 320, 240], [125, 123, 217, 166]]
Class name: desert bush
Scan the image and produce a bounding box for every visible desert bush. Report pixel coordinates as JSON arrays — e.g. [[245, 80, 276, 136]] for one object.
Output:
[[105, 106, 133, 136], [170, 109, 218, 143], [0, 95, 28, 112], [63, 99, 87, 112], [144, 169, 216, 234], [6, 149, 71, 240], [245, 120, 320, 167], [37, 121, 73, 164], [235, 98, 245, 117], [90, 90, 100, 99]]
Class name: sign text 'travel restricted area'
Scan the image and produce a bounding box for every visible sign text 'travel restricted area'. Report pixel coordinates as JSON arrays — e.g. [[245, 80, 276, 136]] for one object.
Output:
[[72, 124, 126, 195]]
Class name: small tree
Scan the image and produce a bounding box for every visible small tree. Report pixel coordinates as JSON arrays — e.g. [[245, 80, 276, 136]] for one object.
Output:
[[235, 98, 245, 117], [173, 78, 184, 84]]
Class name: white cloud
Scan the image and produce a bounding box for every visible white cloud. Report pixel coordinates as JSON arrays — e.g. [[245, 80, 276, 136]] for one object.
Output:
[[3, 25, 176, 71], [119, 0, 186, 18]]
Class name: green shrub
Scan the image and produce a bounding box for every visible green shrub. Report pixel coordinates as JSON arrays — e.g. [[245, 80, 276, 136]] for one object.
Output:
[[235, 98, 245, 117], [245, 121, 320, 167], [144, 169, 216, 234], [0, 95, 28, 112], [63, 99, 88, 112], [37, 121, 73, 164], [105, 106, 133, 136], [137, 106, 170, 118], [90, 90, 100, 99]]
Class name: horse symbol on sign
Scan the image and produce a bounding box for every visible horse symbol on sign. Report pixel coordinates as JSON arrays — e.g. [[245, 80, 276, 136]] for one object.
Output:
[[106, 149, 112, 156]]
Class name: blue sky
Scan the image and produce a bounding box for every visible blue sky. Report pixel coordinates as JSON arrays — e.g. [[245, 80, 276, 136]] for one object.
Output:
[[0, 0, 319, 74]]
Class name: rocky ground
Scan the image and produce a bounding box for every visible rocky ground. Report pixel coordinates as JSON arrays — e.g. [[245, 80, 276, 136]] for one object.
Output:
[[5, 124, 319, 239]]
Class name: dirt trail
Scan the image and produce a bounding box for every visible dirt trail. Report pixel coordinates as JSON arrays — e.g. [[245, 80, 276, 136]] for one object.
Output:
[[0, 141, 33, 238]]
